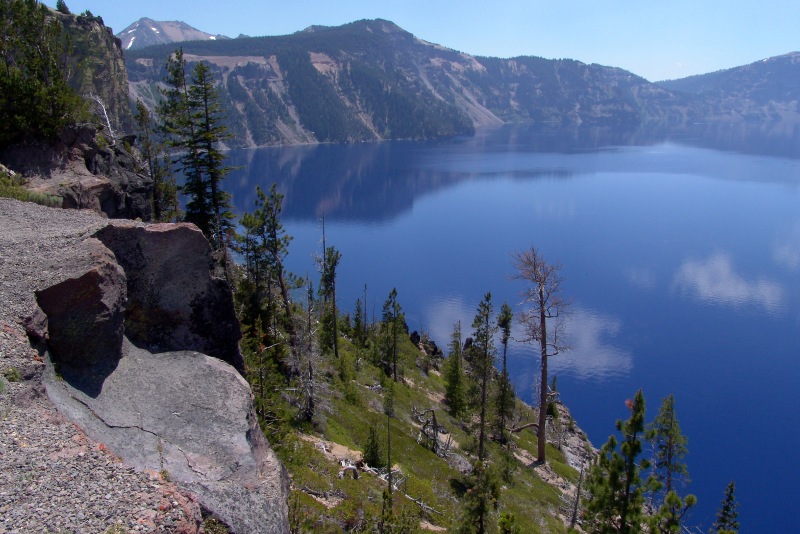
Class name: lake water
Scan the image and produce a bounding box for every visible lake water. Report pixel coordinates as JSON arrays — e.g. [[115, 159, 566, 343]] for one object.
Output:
[[225, 122, 800, 531]]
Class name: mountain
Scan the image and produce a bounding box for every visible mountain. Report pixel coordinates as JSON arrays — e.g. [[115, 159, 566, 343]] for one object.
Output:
[[125, 19, 706, 148], [658, 52, 800, 121], [116, 17, 229, 51]]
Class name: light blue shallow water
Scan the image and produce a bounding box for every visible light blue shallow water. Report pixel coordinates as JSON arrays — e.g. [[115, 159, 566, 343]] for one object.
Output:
[[226, 123, 800, 530]]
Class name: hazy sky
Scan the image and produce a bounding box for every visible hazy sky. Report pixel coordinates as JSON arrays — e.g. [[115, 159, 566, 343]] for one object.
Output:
[[44, 0, 799, 81]]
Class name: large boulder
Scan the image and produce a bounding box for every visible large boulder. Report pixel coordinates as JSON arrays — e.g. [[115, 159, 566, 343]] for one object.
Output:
[[23, 214, 289, 532], [94, 220, 244, 374], [45, 339, 290, 534], [34, 238, 126, 368]]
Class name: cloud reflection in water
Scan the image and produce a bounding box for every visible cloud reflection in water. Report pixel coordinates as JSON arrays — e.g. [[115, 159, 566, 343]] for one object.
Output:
[[673, 252, 784, 313]]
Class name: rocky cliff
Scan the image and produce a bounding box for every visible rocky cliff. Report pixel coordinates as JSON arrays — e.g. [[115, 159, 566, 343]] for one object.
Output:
[[125, 19, 707, 148], [58, 10, 135, 136], [0, 198, 290, 533], [0, 123, 154, 220]]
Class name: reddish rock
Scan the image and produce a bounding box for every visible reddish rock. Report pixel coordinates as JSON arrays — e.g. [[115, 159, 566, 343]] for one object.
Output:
[[34, 238, 126, 368], [94, 220, 244, 373]]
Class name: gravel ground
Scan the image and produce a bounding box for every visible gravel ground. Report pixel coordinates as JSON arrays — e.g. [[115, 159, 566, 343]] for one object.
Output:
[[0, 199, 203, 533]]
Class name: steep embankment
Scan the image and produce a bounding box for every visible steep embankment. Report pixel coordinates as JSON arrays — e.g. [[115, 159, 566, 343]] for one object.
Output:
[[0, 198, 289, 533]]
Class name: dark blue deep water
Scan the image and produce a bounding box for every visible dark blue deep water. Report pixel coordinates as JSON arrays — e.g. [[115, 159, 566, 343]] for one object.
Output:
[[226, 122, 800, 531]]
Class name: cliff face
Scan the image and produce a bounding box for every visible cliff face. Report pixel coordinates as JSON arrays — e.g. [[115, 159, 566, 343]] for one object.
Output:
[[0, 199, 289, 533], [57, 11, 134, 136], [0, 123, 154, 220], [126, 19, 707, 148]]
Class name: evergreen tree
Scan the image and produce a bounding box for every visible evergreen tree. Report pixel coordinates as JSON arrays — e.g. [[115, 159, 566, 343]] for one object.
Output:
[[363, 422, 384, 468], [134, 99, 179, 221], [238, 184, 299, 358], [646, 394, 690, 503], [159, 49, 207, 233], [383, 379, 396, 510], [585, 390, 649, 534], [498, 511, 521, 534], [494, 302, 514, 444], [187, 61, 235, 251], [444, 321, 467, 419], [469, 292, 497, 462], [353, 294, 367, 349], [380, 288, 404, 381], [0, 0, 86, 147], [55, 0, 70, 14], [649, 490, 697, 534], [319, 245, 341, 358], [158, 50, 234, 251], [712, 481, 739, 534], [455, 460, 499, 534]]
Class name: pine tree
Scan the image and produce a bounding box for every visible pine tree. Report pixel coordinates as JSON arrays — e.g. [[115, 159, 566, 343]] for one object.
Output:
[[0, 0, 86, 147], [134, 99, 179, 222], [319, 245, 341, 358], [646, 394, 690, 501], [158, 51, 234, 251], [455, 460, 499, 534], [712, 481, 739, 534], [380, 288, 403, 381], [469, 292, 497, 462], [444, 321, 467, 419], [383, 379, 396, 510], [352, 294, 367, 349], [649, 490, 697, 534], [186, 61, 234, 251], [238, 184, 299, 358], [55, 0, 70, 14], [495, 302, 514, 444], [363, 423, 384, 468], [585, 390, 649, 534], [159, 50, 208, 234], [498, 511, 521, 534]]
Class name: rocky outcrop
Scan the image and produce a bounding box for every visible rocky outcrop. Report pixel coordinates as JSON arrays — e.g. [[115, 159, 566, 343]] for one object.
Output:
[[57, 10, 134, 135], [46, 340, 289, 534], [0, 124, 154, 220], [33, 238, 126, 369], [94, 220, 244, 373], [14, 208, 288, 533]]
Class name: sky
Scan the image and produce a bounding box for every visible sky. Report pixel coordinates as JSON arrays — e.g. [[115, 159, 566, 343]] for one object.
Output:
[[44, 0, 800, 81]]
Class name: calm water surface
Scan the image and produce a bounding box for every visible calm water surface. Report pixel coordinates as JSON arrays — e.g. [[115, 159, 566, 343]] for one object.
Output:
[[226, 123, 800, 531]]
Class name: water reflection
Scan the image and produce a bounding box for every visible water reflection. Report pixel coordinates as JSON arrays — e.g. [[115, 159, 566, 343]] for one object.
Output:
[[225, 122, 800, 224], [553, 308, 633, 381], [773, 222, 800, 271], [672, 251, 785, 313]]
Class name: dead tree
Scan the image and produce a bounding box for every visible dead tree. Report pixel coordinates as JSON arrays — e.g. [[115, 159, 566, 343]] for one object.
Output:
[[413, 406, 453, 458], [88, 93, 115, 143], [512, 247, 570, 464]]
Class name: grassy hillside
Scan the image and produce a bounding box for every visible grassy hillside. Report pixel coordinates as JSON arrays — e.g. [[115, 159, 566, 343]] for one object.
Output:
[[244, 312, 593, 533]]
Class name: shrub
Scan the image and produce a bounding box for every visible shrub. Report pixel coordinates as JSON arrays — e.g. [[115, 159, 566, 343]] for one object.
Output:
[[2, 368, 21, 383]]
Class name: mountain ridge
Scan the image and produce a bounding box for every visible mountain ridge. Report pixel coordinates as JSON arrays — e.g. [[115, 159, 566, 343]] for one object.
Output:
[[122, 18, 798, 147], [126, 18, 708, 147]]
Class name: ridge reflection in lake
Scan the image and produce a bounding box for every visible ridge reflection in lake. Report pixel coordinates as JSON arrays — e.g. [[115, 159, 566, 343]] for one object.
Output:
[[225, 122, 800, 531]]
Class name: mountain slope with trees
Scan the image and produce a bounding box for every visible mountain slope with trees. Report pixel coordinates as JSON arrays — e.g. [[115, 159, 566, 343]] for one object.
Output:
[[658, 52, 800, 121], [125, 19, 708, 148]]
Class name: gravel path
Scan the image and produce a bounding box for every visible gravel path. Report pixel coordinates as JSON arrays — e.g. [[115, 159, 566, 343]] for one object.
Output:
[[0, 199, 203, 533]]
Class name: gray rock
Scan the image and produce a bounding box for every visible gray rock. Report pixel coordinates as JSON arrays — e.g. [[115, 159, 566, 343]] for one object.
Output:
[[44, 338, 289, 534], [94, 220, 244, 374]]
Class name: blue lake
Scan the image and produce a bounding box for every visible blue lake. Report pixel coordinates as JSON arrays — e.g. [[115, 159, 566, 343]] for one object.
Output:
[[225, 122, 800, 531]]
